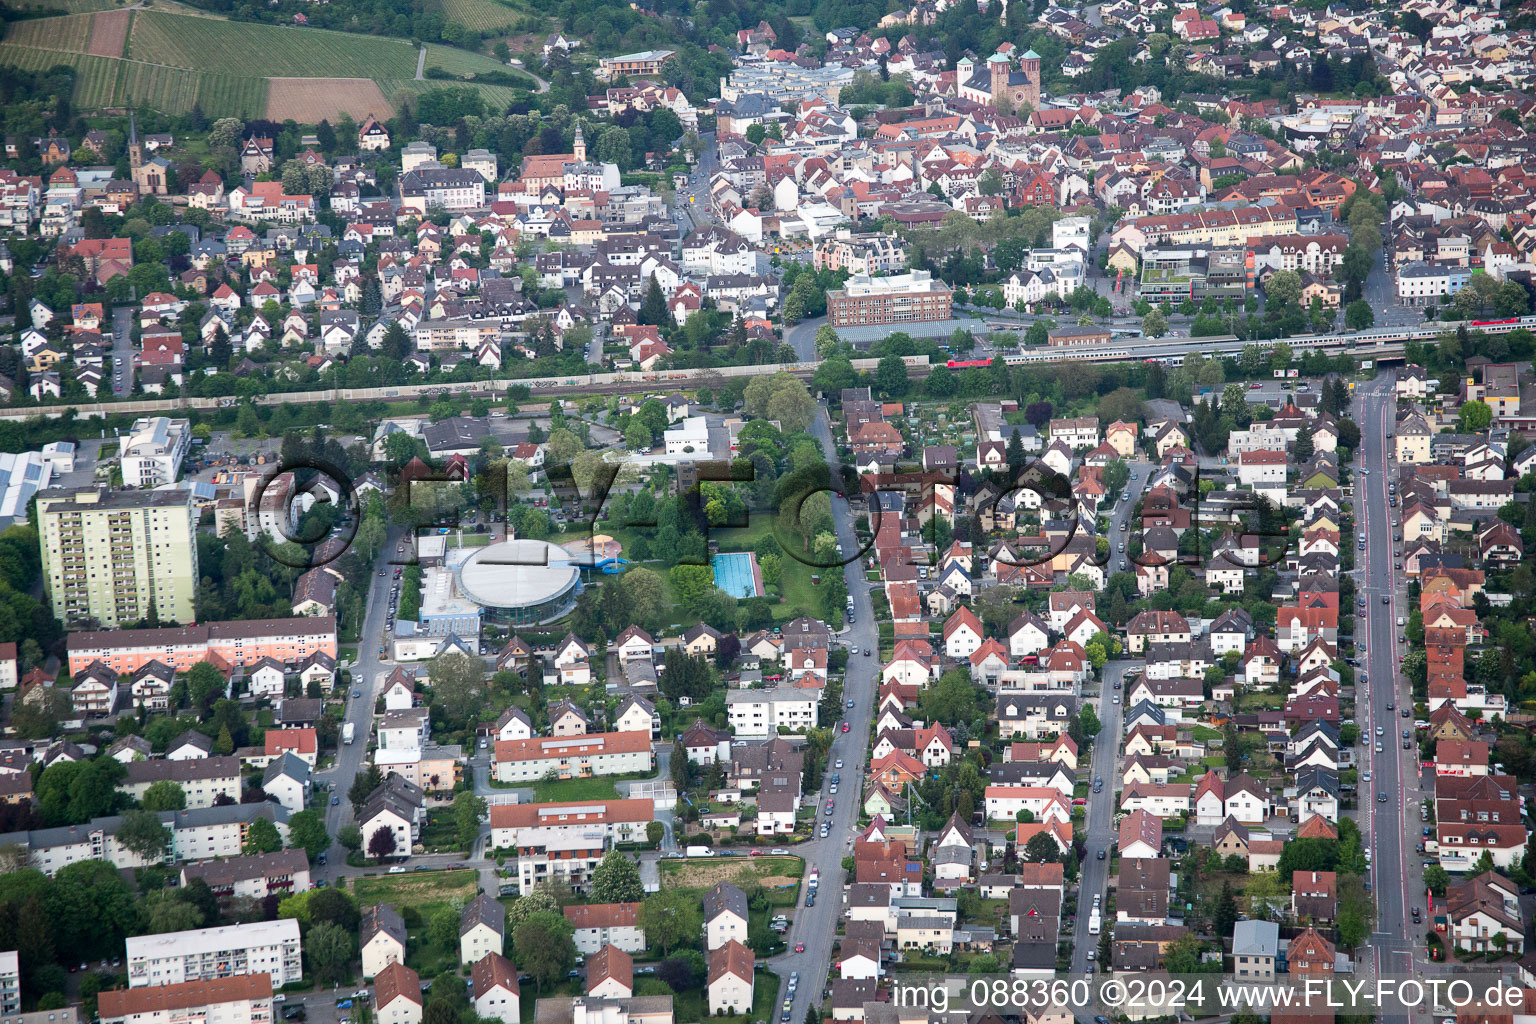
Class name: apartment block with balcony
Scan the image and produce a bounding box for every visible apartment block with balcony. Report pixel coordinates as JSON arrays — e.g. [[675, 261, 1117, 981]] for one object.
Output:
[[125, 920, 303, 990], [37, 486, 198, 628]]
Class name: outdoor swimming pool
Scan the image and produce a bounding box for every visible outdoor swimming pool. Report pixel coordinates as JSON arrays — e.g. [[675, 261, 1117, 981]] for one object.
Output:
[[711, 551, 764, 599]]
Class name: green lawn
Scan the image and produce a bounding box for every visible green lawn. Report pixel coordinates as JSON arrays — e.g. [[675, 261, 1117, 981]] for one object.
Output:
[[662, 969, 780, 1024], [531, 775, 621, 802], [351, 868, 478, 919], [659, 855, 804, 906], [1193, 725, 1222, 741]]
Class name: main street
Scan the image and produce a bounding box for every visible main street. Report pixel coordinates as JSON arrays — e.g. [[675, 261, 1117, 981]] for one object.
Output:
[[1068, 458, 1151, 975], [767, 407, 882, 1022], [317, 526, 405, 875], [1354, 374, 1419, 1008]]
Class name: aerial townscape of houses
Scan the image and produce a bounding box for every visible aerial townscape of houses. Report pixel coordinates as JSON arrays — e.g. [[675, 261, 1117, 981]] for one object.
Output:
[[5, 0, 1536, 1020]]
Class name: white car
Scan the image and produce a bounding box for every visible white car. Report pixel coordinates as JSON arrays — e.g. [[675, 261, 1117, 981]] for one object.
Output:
[[835, 759, 843, 769]]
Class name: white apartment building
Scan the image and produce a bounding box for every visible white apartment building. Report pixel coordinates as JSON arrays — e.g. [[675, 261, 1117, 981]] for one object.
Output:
[[1396, 261, 1471, 306], [0, 950, 18, 1016], [725, 687, 820, 737], [8, 804, 289, 876], [125, 920, 303, 989], [119, 417, 191, 487], [491, 733, 653, 784], [488, 800, 653, 851]]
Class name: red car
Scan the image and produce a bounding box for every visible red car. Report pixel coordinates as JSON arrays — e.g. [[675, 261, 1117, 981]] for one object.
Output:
[[750, 849, 763, 856], [840, 721, 850, 733], [794, 943, 805, 953]]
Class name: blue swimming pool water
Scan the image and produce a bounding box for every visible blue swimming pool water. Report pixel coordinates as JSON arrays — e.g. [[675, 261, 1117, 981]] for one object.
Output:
[[712, 551, 762, 598]]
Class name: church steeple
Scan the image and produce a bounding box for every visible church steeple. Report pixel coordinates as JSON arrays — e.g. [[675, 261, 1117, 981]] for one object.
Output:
[[128, 112, 143, 178], [573, 123, 586, 162]]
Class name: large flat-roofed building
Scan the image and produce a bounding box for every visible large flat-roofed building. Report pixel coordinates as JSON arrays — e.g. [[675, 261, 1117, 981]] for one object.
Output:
[[597, 50, 676, 81], [67, 616, 337, 675], [0, 451, 53, 524], [826, 270, 953, 327], [119, 416, 191, 487], [1137, 247, 1250, 304], [99, 975, 273, 1024], [125, 920, 303, 989], [38, 486, 198, 628]]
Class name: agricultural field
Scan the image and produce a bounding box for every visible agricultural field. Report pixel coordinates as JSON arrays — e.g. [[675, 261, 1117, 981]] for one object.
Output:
[[378, 77, 526, 112], [7, 0, 126, 12], [266, 77, 390, 122], [0, 41, 267, 116], [86, 9, 131, 58], [0, 6, 527, 118], [1, 13, 95, 53], [127, 11, 420, 80], [431, 0, 526, 34], [422, 42, 522, 78], [120, 62, 267, 117]]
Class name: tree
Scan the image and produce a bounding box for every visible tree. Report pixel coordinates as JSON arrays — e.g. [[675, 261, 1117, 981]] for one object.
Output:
[[924, 363, 956, 397], [1424, 865, 1450, 896], [1213, 881, 1239, 938], [288, 809, 330, 860], [918, 669, 984, 727], [143, 890, 205, 933], [428, 905, 459, 951], [639, 276, 668, 326], [368, 825, 398, 862], [1078, 704, 1102, 738], [1022, 830, 1063, 865], [507, 887, 557, 926], [513, 912, 576, 991], [116, 809, 171, 861], [1141, 309, 1168, 338], [428, 651, 486, 723], [1294, 427, 1315, 462], [1459, 399, 1492, 433], [140, 780, 186, 812], [874, 354, 909, 397], [243, 816, 282, 854], [452, 791, 485, 854], [640, 890, 703, 955], [1344, 299, 1375, 330], [590, 851, 645, 903], [1265, 270, 1303, 307], [307, 921, 354, 985], [742, 372, 816, 432]]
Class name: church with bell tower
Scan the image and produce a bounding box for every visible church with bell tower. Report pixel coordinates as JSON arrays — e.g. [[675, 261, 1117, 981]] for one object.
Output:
[[128, 115, 169, 195]]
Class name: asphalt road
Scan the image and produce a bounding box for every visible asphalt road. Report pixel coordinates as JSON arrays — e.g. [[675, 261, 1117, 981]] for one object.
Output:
[[768, 407, 881, 1021], [110, 305, 135, 397], [1069, 659, 1132, 974], [1354, 375, 1420, 999], [1068, 460, 1151, 975], [317, 527, 406, 874]]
